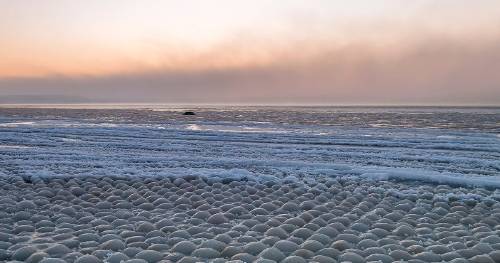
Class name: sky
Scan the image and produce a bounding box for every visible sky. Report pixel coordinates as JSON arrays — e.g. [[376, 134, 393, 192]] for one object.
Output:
[[1, 0, 500, 105]]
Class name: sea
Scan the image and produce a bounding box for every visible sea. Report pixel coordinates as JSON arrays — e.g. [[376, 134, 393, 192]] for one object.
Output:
[[0, 105, 499, 188]]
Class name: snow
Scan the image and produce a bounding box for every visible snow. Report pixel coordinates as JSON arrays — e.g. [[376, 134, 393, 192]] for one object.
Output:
[[185, 123, 290, 133], [0, 121, 36, 127], [357, 167, 500, 188], [0, 145, 32, 149]]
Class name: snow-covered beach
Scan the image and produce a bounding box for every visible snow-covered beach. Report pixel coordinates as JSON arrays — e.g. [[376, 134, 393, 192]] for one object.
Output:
[[0, 106, 499, 263]]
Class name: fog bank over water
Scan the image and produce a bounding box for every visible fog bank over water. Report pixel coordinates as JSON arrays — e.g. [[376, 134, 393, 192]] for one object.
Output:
[[1, 37, 500, 105]]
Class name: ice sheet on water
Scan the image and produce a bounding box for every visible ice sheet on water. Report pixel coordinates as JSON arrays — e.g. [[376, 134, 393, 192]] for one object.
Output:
[[0, 106, 499, 189]]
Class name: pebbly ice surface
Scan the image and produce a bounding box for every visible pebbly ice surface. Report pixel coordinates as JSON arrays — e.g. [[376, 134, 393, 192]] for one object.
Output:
[[1, 175, 500, 263]]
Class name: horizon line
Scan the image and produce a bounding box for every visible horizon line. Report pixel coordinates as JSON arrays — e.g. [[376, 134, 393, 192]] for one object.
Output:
[[1, 102, 499, 109]]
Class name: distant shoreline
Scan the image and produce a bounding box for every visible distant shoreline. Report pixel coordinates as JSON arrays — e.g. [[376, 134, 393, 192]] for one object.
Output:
[[1, 103, 499, 110]]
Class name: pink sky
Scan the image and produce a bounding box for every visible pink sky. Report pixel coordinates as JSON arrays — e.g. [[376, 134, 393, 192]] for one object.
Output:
[[1, 0, 499, 104]]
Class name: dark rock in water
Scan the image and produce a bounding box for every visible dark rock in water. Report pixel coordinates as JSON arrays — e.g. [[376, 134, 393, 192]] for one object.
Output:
[[183, 111, 196, 115]]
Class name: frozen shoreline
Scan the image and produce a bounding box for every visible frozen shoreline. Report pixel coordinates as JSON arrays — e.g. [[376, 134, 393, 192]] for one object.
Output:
[[1, 107, 499, 262]]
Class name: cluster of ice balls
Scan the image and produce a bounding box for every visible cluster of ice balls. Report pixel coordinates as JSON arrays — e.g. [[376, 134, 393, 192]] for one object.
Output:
[[0, 175, 499, 263]]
